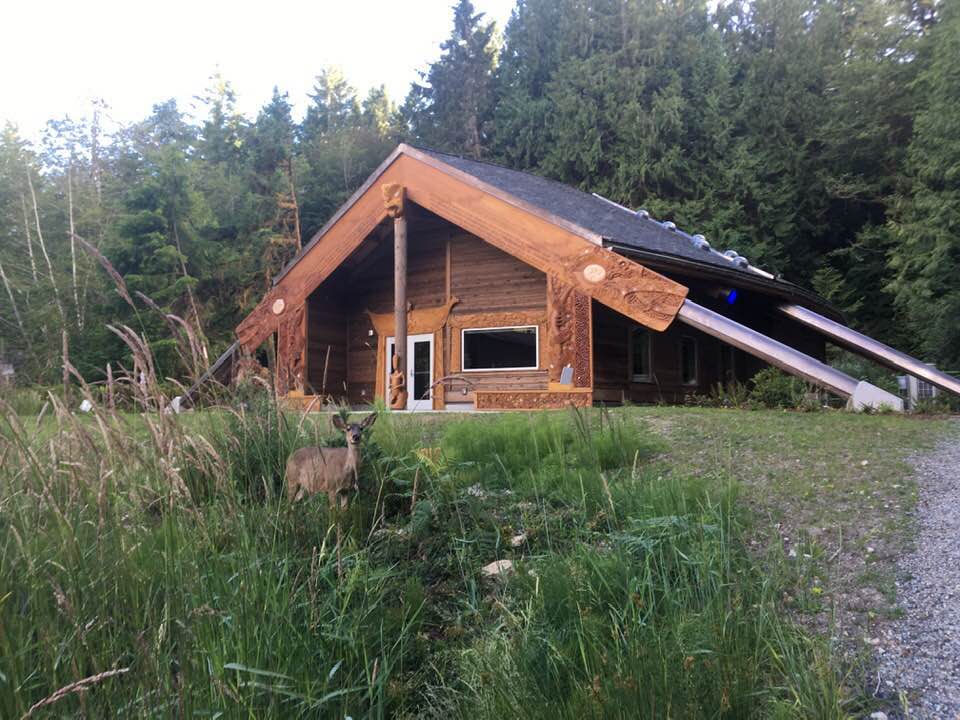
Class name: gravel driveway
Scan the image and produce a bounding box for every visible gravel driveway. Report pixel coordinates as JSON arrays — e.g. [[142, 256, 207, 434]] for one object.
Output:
[[878, 421, 960, 718]]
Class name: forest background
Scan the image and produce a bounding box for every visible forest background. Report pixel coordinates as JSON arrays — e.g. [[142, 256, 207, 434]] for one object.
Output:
[[1, 0, 957, 387]]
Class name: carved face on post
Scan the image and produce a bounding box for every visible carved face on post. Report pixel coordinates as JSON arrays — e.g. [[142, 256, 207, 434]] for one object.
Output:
[[382, 182, 405, 219]]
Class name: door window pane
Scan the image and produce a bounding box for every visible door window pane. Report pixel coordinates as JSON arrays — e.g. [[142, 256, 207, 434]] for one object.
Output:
[[412, 339, 431, 401], [462, 326, 538, 370]]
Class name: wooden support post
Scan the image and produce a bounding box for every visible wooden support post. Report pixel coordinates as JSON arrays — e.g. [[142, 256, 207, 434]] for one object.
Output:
[[384, 183, 408, 409]]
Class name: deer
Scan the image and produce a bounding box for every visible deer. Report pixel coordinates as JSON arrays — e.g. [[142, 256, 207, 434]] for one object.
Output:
[[285, 413, 377, 508]]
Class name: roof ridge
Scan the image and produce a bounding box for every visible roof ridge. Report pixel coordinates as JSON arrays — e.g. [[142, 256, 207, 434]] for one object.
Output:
[[407, 144, 597, 197]]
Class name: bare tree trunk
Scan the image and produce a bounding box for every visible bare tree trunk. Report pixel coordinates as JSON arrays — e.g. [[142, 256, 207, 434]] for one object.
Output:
[[107, 363, 115, 411], [28, 171, 66, 326], [62, 329, 71, 405], [286, 158, 302, 251], [20, 193, 38, 282], [68, 163, 83, 328], [0, 259, 26, 340], [90, 101, 103, 204]]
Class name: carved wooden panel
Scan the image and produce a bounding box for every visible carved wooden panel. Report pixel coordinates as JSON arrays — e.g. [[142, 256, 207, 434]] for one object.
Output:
[[275, 302, 306, 396], [474, 389, 592, 410], [562, 248, 685, 332], [573, 291, 591, 386], [547, 275, 592, 387], [365, 296, 459, 337]]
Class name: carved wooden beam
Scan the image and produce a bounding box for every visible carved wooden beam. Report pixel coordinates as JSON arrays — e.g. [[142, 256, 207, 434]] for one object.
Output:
[[275, 301, 306, 396], [235, 159, 399, 352]]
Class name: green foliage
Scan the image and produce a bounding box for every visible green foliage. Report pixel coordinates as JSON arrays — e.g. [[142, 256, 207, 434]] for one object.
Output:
[[888, 0, 960, 369], [216, 398, 311, 499], [0, 397, 883, 718], [749, 367, 808, 409]]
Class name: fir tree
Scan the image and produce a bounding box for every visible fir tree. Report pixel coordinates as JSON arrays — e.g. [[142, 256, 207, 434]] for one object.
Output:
[[404, 0, 498, 158]]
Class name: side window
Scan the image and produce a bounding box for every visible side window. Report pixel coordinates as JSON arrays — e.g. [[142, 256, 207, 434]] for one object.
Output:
[[630, 327, 652, 382], [721, 344, 737, 384], [680, 336, 698, 386]]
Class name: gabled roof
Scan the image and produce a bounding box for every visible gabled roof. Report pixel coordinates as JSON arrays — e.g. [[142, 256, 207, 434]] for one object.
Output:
[[274, 144, 828, 303]]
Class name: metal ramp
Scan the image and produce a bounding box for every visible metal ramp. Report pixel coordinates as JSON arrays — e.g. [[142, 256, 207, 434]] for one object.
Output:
[[777, 303, 960, 399], [676, 300, 903, 411]]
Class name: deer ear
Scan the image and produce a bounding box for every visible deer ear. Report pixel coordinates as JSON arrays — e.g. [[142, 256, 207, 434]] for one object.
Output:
[[332, 415, 347, 431], [361, 412, 378, 429]]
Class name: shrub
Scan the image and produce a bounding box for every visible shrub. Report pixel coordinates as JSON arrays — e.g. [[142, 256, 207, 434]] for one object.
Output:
[[749, 367, 808, 409], [213, 396, 312, 499]]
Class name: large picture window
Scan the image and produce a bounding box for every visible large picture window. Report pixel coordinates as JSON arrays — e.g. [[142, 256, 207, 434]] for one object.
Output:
[[462, 326, 539, 371], [630, 327, 652, 382]]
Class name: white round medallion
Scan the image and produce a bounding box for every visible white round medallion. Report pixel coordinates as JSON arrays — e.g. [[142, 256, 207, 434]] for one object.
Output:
[[271, 298, 286, 315], [582, 263, 607, 283]]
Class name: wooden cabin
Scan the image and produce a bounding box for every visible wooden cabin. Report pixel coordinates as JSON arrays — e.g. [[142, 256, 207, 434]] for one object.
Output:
[[216, 144, 912, 412]]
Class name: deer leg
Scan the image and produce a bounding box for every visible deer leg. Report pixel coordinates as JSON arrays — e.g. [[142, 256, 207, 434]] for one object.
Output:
[[293, 484, 306, 503]]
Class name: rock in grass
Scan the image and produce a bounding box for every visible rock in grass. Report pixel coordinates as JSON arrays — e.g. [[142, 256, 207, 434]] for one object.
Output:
[[481, 559, 514, 580]]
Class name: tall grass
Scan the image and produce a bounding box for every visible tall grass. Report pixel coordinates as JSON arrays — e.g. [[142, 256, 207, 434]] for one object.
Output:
[[0, 356, 856, 718]]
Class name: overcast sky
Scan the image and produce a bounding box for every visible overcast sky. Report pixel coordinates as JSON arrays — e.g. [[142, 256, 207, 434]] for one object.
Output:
[[1, 0, 515, 140]]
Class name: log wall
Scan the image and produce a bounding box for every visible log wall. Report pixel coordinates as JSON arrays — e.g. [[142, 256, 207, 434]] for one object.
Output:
[[305, 291, 348, 400]]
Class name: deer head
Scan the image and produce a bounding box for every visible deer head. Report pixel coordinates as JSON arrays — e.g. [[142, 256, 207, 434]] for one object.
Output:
[[332, 412, 377, 446]]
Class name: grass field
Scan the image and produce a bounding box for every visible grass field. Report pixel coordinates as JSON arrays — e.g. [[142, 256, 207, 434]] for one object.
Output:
[[0, 393, 952, 718]]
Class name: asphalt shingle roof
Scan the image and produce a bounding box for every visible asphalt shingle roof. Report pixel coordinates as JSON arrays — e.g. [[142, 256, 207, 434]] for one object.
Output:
[[418, 147, 750, 274]]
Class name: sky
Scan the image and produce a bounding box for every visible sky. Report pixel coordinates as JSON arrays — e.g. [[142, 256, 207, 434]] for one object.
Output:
[[0, 0, 516, 140]]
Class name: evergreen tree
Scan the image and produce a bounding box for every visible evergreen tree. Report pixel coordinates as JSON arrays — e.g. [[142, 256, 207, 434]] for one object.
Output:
[[300, 68, 360, 143], [404, 0, 498, 157], [888, 1, 960, 367]]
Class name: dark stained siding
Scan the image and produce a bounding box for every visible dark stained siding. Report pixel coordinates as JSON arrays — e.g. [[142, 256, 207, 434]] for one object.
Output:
[[591, 296, 827, 405], [347, 313, 378, 405], [450, 235, 546, 314]]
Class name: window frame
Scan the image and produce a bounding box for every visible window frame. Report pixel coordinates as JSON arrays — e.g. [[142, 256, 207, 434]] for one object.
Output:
[[628, 326, 653, 383], [680, 336, 699, 386], [460, 325, 540, 372]]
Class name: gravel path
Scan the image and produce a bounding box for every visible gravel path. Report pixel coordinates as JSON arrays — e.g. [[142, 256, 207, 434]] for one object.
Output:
[[878, 421, 960, 719]]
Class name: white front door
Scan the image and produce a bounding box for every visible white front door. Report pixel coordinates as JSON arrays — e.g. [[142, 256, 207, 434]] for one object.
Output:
[[386, 333, 434, 411]]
